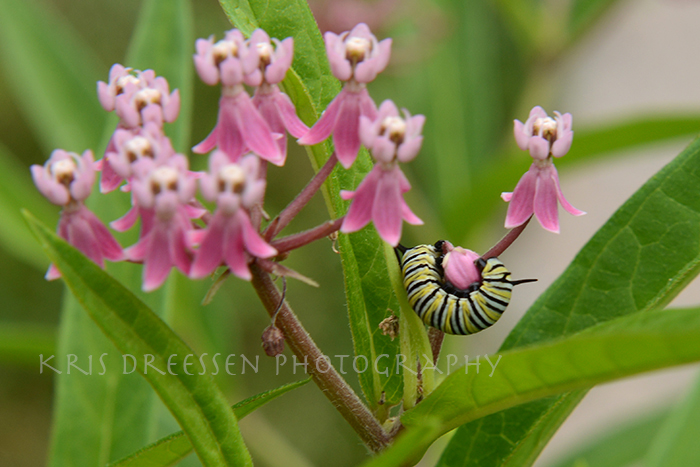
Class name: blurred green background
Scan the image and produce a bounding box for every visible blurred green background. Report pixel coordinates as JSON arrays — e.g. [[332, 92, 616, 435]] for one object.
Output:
[[2, 0, 700, 466]]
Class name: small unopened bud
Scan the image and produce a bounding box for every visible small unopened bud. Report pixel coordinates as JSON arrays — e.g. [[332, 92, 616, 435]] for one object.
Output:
[[262, 325, 285, 357]]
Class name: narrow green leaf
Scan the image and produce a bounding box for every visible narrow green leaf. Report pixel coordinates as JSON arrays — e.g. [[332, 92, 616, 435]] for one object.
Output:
[[24, 211, 252, 466], [435, 134, 700, 466], [0, 143, 57, 270], [0, 0, 105, 152], [569, 0, 622, 44], [219, 0, 402, 410], [548, 410, 668, 467], [125, 0, 194, 152], [0, 321, 55, 365], [108, 378, 310, 467], [645, 373, 700, 467]]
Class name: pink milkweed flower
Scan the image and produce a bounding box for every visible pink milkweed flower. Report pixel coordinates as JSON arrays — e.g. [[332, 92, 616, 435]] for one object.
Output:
[[441, 242, 480, 290], [298, 23, 392, 168], [341, 102, 423, 246], [98, 65, 181, 129], [190, 151, 277, 280], [30, 149, 124, 279], [105, 123, 175, 182], [502, 106, 585, 233], [192, 30, 282, 165], [249, 29, 309, 163], [125, 155, 197, 291]]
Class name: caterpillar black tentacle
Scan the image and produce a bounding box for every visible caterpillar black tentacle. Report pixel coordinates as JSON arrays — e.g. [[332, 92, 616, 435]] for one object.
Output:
[[396, 242, 536, 335]]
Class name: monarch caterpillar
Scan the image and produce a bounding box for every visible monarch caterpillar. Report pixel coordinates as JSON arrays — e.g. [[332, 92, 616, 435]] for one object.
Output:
[[396, 241, 536, 335]]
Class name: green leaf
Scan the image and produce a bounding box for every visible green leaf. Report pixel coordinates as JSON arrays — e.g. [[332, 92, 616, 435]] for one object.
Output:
[[125, 0, 193, 152], [219, 0, 402, 410], [364, 306, 700, 466], [0, 0, 105, 152], [645, 373, 700, 467], [569, 0, 622, 45], [434, 134, 700, 466], [0, 321, 55, 365], [0, 142, 58, 270], [108, 378, 310, 467], [548, 410, 668, 467], [24, 211, 252, 467]]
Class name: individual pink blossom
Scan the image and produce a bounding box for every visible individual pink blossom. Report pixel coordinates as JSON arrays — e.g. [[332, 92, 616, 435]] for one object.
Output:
[[105, 123, 174, 182], [190, 151, 277, 280], [359, 100, 424, 164], [192, 30, 282, 165], [31, 149, 123, 279], [441, 242, 480, 290], [298, 23, 392, 168], [249, 29, 309, 163], [502, 106, 584, 233], [125, 155, 198, 291]]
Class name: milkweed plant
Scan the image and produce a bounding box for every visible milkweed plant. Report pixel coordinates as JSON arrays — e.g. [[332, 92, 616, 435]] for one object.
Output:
[[6, 1, 700, 466]]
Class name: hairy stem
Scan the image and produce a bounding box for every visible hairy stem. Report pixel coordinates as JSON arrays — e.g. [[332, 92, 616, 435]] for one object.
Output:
[[264, 152, 338, 241], [249, 263, 391, 452], [271, 217, 344, 254], [483, 216, 532, 259]]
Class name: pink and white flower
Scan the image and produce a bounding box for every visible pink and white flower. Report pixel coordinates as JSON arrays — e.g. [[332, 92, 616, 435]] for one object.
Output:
[[104, 123, 174, 183], [31, 149, 123, 279], [190, 151, 277, 280], [341, 100, 423, 246], [249, 29, 309, 163], [193, 30, 282, 165], [125, 155, 198, 291], [298, 23, 392, 168], [502, 106, 584, 233]]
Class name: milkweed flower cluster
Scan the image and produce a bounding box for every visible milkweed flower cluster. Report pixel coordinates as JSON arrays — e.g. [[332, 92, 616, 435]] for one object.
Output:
[[30, 22, 583, 293], [502, 106, 585, 233]]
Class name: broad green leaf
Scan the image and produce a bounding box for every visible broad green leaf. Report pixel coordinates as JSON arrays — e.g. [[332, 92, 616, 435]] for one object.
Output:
[[0, 0, 105, 152], [0, 142, 57, 270], [435, 134, 700, 465], [109, 378, 310, 467], [25, 211, 252, 467], [369, 306, 700, 466], [125, 0, 193, 152], [43, 1, 197, 465], [219, 0, 402, 410], [645, 373, 700, 467], [0, 321, 55, 365], [548, 410, 668, 467]]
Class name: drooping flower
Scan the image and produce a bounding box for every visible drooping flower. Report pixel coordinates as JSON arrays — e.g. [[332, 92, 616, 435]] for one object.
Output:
[[190, 151, 277, 280], [298, 23, 392, 168], [249, 29, 309, 163], [31, 149, 123, 279], [502, 106, 584, 233], [441, 242, 480, 290], [192, 30, 282, 165], [341, 100, 423, 246], [125, 155, 198, 291]]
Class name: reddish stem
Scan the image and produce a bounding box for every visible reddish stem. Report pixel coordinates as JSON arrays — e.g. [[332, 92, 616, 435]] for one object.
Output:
[[483, 216, 532, 259], [264, 153, 338, 241], [249, 264, 390, 452], [271, 217, 344, 254]]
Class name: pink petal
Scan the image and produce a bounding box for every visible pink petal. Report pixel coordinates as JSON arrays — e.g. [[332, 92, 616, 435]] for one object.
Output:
[[219, 57, 243, 87], [100, 158, 124, 193], [194, 52, 220, 85], [501, 192, 513, 202], [81, 207, 124, 261], [340, 166, 381, 233], [533, 167, 560, 233], [397, 135, 423, 163], [333, 93, 361, 169], [551, 165, 585, 216], [217, 100, 246, 161], [371, 168, 403, 246], [192, 125, 219, 154], [273, 91, 309, 138], [139, 225, 174, 291], [358, 88, 377, 121], [31, 165, 69, 205], [513, 119, 529, 151], [239, 211, 277, 258], [504, 165, 537, 229], [401, 198, 423, 225], [235, 93, 283, 165], [192, 217, 226, 278], [551, 130, 573, 158], [298, 91, 344, 145], [528, 136, 550, 160], [254, 92, 288, 161], [45, 264, 61, 281], [111, 205, 139, 232], [223, 220, 251, 280], [97, 81, 115, 111], [65, 212, 105, 267], [115, 94, 140, 128], [163, 90, 181, 123]]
